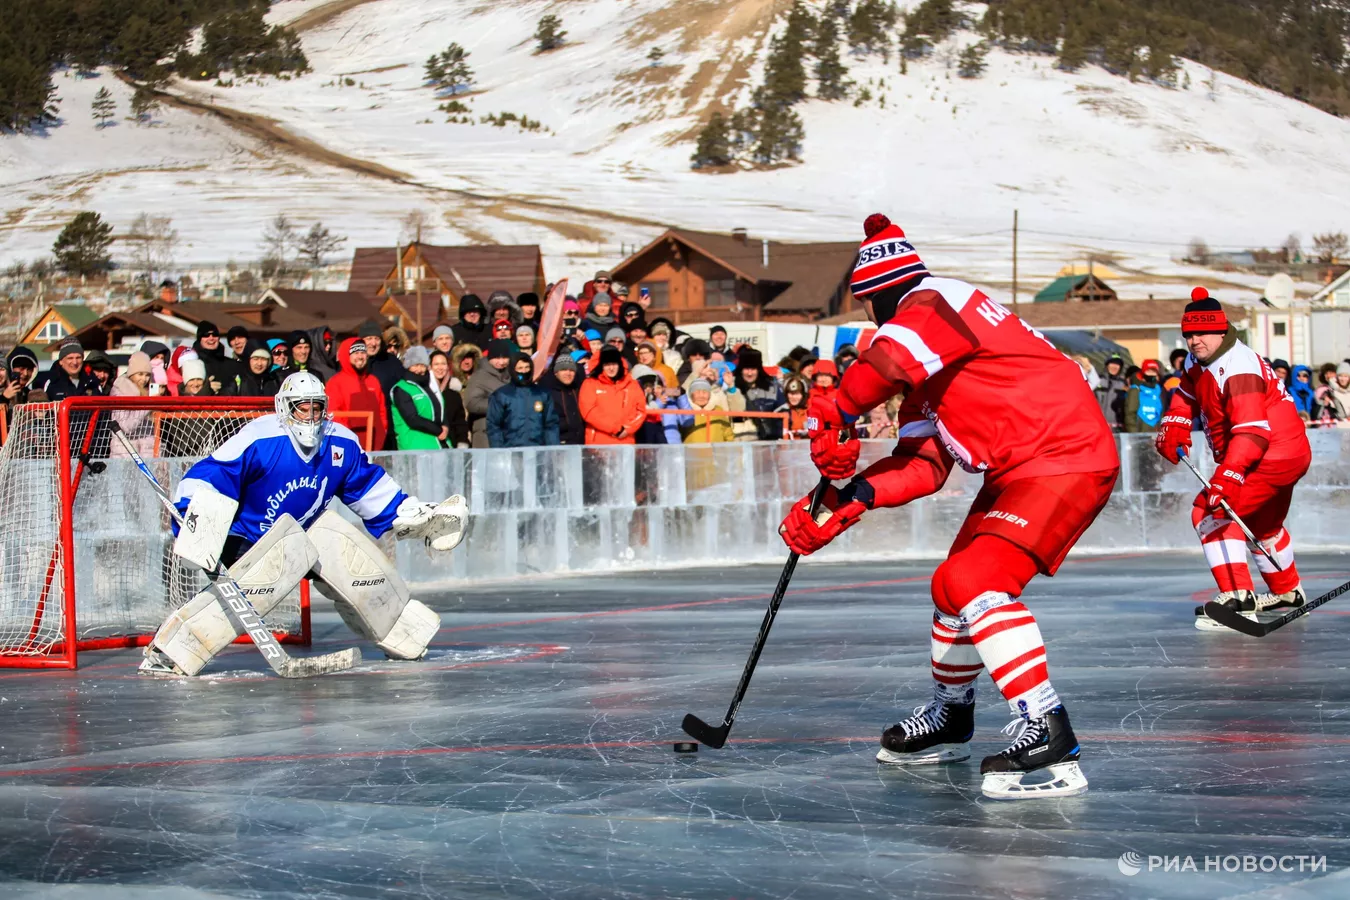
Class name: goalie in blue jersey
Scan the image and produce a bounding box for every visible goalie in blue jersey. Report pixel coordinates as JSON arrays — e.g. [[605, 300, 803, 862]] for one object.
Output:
[[141, 372, 469, 676]]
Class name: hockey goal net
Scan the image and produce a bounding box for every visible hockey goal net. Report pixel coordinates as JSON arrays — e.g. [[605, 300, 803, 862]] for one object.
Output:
[[0, 397, 311, 669]]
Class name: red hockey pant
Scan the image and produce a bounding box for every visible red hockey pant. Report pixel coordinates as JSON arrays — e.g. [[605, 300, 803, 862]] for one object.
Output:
[[1191, 452, 1309, 594]]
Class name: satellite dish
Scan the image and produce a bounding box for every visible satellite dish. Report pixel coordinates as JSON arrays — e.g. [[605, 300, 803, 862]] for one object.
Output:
[[1264, 273, 1295, 308]]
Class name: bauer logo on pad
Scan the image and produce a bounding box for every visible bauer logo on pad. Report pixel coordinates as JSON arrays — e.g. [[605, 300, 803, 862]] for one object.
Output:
[[331, 446, 344, 467]]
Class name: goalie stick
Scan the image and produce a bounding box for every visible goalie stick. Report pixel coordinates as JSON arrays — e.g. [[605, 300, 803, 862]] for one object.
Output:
[[682, 476, 832, 750], [108, 421, 361, 678], [1203, 578, 1350, 637]]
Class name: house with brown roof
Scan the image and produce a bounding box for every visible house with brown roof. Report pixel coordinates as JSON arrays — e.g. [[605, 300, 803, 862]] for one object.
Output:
[[347, 243, 546, 341], [55, 295, 382, 353], [609, 228, 859, 324], [258, 288, 382, 334]]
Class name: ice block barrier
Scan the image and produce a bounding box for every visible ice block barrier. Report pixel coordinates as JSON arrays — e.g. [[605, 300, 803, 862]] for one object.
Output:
[[363, 431, 1350, 587]]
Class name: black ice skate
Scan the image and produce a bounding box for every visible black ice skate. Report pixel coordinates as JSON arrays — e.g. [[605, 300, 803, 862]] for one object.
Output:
[[1255, 584, 1306, 614], [980, 706, 1087, 799], [1195, 589, 1257, 631], [876, 699, 974, 766]]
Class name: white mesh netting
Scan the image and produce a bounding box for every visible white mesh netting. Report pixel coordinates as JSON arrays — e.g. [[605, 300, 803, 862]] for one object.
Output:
[[0, 401, 303, 660]]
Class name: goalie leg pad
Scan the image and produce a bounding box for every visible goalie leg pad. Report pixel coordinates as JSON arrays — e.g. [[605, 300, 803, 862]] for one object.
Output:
[[308, 509, 441, 659], [148, 515, 317, 676]]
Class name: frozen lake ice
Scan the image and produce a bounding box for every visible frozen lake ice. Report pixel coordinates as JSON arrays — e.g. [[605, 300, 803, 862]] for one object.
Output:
[[0, 553, 1347, 899]]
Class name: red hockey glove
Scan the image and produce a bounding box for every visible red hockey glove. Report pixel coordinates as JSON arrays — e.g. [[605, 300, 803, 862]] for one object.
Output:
[[806, 395, 859, 480], [1204, 466, 1245, 517], [779, 480, 872, 556], [1154, 414, 1192, 465]]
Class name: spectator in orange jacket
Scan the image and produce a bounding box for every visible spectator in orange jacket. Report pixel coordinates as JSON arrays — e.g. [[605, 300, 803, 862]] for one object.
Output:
[[578, 346, 646, 444], [325, 337, 389, 450]]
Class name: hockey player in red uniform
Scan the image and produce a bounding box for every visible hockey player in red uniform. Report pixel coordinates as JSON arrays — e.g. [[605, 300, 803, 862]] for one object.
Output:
[[779, 214, 1119, 799], [1155, 288, 1312, 630]]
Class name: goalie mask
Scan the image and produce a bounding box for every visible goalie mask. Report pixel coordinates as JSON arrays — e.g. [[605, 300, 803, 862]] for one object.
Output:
[[275, 372, 329, 450]]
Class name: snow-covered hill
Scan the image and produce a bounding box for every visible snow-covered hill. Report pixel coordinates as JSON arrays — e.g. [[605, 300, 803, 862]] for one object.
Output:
[[3, 0, 1348, 300]]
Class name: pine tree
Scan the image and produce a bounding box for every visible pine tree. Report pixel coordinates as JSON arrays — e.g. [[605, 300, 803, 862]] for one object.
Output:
[[425, 43, 473, 93], [957, 42, 987, 78], [690, 112, 734, 168], [0, 57, 59, 132], [129, 84, 158, 123], [535, 15, 566, 52], [813, 14, 849, 100], [753, 104, 804, 164], [53, 212, 114, 276], [762, 31, 807, 106], [91, 87, 116, 128], [648, 46, 665, 66], [848, 0, 898, 60], [1057, 29, 1088, 71]]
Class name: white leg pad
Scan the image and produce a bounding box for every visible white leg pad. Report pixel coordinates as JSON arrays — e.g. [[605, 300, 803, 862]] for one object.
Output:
[[308, 509, 440, 659], [148, 515, 316, 676]]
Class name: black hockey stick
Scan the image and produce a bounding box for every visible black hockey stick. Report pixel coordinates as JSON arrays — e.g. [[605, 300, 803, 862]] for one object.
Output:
[[108, 422, 360, 678], [1204, 578, 1350, 637], [682, 476, 832, 749], [1176, 449, 1282, 572]]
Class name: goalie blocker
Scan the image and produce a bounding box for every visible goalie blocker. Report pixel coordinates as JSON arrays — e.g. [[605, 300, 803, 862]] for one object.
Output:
[[141, 371, 470, 676]]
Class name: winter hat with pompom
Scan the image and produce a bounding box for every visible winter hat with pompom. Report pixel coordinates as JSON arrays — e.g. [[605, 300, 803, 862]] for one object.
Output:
[[1181, 286, 1228, 336], [850, 213, 929, 299]]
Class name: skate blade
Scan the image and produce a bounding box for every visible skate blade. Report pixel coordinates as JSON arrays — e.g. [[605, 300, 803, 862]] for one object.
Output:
[[981, 761, 1088, 800], [876, 743, 970, 766], [137, 658, 186, 678], [1196, 609, 1288, 631]]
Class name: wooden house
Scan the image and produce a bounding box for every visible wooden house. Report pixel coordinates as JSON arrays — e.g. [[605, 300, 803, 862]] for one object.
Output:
[[347, 243, 546, 337], [1033, 274, 1118, 303], [22, 304, 102, 354], [608, 228, 858, 324]]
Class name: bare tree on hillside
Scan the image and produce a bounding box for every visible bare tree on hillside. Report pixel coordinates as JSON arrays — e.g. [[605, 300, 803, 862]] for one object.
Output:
[[298, 222, 347, 270], [126, 213, 178, 283], [1312, 231, 1348, 264], [260, 213, 298, 281], [400, 209, 435, 245]]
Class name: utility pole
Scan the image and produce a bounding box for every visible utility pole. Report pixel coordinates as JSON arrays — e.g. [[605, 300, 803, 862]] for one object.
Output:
[[1011, 209, 1019, 309]]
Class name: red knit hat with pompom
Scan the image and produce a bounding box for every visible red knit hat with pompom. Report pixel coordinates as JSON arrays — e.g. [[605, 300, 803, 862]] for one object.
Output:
[[1181, 286, 1228, 336], [850, 214, 929, 297]]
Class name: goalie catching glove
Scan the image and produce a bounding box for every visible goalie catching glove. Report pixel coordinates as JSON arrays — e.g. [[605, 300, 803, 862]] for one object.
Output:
[[779, 479, 874, 555], [392, 495, 469, 551]]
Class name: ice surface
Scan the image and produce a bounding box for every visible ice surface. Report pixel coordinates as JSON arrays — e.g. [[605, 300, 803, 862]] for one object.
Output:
[[1, 554, 1348, 898]]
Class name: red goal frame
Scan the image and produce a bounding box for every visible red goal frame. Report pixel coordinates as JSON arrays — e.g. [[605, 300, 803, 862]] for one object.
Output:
[[0, 396, 312, 669]]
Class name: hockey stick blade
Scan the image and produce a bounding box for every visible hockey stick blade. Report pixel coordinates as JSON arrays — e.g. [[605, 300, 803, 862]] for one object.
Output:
[[108, 422, 360, 678], [680, 476, 831, 750], [681, 713, 729, 750], [1204, 579, 1350, 637]]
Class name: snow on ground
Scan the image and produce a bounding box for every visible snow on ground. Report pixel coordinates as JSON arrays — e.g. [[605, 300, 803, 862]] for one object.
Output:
[[2, 0, 1347, 298]]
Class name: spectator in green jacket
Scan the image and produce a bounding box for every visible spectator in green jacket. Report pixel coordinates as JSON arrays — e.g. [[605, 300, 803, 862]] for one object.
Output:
[[390, 346, 448, 449]]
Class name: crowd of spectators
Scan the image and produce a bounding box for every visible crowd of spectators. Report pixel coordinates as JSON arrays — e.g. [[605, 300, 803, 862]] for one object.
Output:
[[24, 275, 1350, 453], [1079, 347, 1350, 433], [0, 276, 899, 452]]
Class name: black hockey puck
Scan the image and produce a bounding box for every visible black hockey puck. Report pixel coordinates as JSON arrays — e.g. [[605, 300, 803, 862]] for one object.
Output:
[[673, 742, 699, 754]]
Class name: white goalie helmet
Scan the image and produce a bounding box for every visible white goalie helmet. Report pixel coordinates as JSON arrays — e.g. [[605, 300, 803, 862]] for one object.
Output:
[[275, 372, 329, 449]]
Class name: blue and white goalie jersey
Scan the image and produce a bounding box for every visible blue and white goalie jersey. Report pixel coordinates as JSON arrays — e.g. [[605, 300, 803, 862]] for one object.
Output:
[[173, 416, 407, 541]]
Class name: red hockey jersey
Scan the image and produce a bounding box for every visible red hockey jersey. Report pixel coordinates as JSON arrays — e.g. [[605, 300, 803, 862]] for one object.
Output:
[[1167, 337, 1308, 466], [837, 277, 1117, 485]]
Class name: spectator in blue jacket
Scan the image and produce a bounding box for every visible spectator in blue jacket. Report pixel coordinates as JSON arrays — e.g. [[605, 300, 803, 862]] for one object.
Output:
[[1288, 364, 1316, 419], [486, 352, 559, 447]]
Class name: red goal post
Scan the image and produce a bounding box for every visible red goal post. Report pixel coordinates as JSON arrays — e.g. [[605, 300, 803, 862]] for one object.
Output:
[[0, 396, 313, 669]]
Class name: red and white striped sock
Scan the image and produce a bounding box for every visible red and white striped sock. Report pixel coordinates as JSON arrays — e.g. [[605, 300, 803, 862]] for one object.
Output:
[[930, 610, 981, 705], [962, 591, 1060, 719], [1197, 515, 1255, 593], [1253, 528, 1300, 594]]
